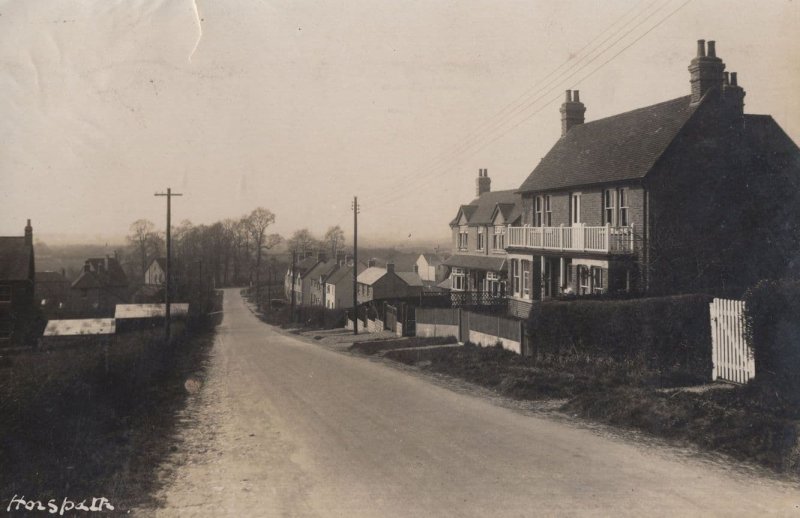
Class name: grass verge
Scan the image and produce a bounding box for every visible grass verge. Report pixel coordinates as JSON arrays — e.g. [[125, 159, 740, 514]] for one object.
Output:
[[0, 321, 218, 511], [383, 343, 800, 475], [349, 336, 457, 356]]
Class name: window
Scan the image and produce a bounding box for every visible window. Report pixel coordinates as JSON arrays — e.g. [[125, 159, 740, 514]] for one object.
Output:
[[486, 272, 501, 296], [591, 267, 605, 294], [452, 268, 466, 291], [493, 226, 505, 250], [477, 227, 485, 250], [544, 195, 552, 226], [604, 189, 616, 225], [571, 193, 582, 225], [521, 260, 531, 298], [534, 196, 543, 227], [618, 188, 629, 227], [458, 226, 468, 250], [0, 286, 10, 303], [511, 260, 520, 295]]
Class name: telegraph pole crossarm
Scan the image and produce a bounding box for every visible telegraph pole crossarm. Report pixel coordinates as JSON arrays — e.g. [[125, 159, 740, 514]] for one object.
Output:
[[155, 188, 183, 342]]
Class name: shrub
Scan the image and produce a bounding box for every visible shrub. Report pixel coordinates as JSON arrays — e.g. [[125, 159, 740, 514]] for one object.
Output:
[[743, 279, 800, 398], [526, 294, 713, 381]]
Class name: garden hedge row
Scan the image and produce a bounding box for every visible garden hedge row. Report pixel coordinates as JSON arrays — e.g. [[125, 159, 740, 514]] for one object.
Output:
[[526, 294, 714, 379]]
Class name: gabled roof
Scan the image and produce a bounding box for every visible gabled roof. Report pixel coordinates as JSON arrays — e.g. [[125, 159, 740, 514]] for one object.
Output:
[[148, 257, 167, 271], [449, 190, 522, 227], [519, 95, 699, 193], [357, 267, 387, 286], [0, 237, 33, 282], [491, 202, 522, 226], [395, 271, 423, 287], [419, 253, 443, 266]]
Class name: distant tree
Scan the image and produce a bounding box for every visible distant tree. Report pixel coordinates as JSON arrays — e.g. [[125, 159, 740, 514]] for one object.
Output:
[[245, 208, 281, 300], [324, 225, 345, 259], [287, 228, 323, 257], [127, 219, 157, 278]]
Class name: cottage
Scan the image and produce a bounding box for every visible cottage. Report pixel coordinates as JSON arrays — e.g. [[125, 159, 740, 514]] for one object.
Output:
[[144, 257, 167, 286], [35, 270, 71, 315], [324, 263, 367, 309], [444, 171, 522, 296], [306, 258, 339, 306], [506, 40, 800, 317], [0, 220, 36, 342], [356, 264, 423, 304]]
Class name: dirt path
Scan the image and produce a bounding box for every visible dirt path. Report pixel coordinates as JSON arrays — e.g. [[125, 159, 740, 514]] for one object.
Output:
[[138, 289, 800, 517]]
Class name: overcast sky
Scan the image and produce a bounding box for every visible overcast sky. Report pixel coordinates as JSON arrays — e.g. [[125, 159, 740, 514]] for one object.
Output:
[[2, 0, 799, 245]]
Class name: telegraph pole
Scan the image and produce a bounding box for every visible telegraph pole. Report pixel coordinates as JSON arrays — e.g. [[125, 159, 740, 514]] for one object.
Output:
[[352, 196, 359, 335], [290, 250, 297, 323], [155, 188, 182, 342]]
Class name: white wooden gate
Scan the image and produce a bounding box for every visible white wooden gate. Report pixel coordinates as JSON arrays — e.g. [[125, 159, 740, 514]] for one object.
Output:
[[709, 298, 755, 384]]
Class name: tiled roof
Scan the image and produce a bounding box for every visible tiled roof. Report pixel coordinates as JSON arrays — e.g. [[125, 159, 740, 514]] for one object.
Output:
[[149, 257, 167, 271], [326, 263, 366, 285], [395, 271, 424, 287], [0, 237, 33, 282], [519, 95, 699, 193], [306, 259, 339, 282], [450, 190, 522, 227], [357, 267, 387, 286], [443, 254, 507, 272], [295, 256, 321, 277]]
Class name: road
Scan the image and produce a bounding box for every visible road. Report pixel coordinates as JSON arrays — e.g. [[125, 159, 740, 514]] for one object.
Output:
[[147, 289, 800, 517]]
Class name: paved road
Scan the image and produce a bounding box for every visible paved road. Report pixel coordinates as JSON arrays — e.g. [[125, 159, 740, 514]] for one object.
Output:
[[149, 289, 800, 517]]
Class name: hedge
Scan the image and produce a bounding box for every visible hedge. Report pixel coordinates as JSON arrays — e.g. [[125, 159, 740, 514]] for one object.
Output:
[[526, 294, 713, 379], [743, 279, 800, 398]]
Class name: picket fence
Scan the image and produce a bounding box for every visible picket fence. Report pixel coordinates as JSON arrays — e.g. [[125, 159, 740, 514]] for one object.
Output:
[[709, 297, 755, 384]]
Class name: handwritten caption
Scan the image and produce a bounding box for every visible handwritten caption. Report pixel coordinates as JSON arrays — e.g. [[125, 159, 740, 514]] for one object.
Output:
[[6, 495, 114, 515]]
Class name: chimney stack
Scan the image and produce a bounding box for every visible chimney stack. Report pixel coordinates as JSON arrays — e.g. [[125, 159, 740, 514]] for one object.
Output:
[[24, 219, 32, 247], [689, 39, 725, 103], [368, 258, 377, 268], [387, 263, 395, 273], [560, 89, 586, 137], [476, 168, 491, 197]]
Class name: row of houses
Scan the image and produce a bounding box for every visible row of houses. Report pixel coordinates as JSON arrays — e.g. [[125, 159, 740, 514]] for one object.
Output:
[[283, 252, 446, 310], [439, 39, 800, 318]]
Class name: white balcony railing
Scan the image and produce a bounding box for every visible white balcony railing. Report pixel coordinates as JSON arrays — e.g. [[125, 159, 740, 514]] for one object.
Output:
[[506, 224, 636, 254]]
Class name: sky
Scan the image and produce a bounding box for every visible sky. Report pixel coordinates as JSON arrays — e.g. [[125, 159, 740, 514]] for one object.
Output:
[[1, 0, 799, 246]]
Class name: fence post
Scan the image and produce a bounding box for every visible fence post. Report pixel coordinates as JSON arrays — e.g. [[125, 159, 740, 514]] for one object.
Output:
[[458, 308, 463, 343]]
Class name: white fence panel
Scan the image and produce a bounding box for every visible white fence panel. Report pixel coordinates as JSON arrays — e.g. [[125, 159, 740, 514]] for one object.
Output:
[[710, 298, 755, 384]]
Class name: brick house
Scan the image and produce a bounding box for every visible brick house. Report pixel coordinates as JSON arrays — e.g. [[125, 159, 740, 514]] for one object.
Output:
[[444, 169, 522, 296], [70, 255, 129, 316], [506, 40, 800, 318], [0, 220, 36, 342]]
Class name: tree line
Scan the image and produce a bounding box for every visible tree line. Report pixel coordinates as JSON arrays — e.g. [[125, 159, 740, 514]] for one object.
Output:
[[123, 208, 346, 294]]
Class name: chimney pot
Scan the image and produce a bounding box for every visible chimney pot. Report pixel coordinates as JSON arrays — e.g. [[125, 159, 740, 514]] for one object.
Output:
[[707, 40, 716, 58], [731, 72, 738, 86], [24, 219, 33, 246], [723, 71, 730, 85], [696, 39, 706, 57], [476, 168, 491, 196], [573, 90, 580, 102], [565, 89, 572, 102]]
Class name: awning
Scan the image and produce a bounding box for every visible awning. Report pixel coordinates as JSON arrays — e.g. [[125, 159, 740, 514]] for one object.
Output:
[[443, 254, 507, 272]]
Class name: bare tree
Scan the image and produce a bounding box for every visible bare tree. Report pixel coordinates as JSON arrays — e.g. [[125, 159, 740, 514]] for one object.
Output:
[[324, 225, 345, 259], [245, 208, 281, 301], [127, 219, 157, 278]]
